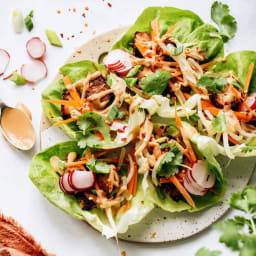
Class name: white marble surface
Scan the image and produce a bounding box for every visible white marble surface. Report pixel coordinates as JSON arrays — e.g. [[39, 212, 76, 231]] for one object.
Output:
[[0, 0, 256, 255]]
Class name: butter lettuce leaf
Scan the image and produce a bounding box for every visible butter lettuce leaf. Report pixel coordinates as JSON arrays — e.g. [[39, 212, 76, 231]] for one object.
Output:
[[29, 141, 154, 238], [213, 51, 256, 94]]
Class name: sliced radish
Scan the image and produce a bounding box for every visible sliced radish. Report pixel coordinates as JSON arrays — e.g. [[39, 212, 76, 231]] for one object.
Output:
[[242, 92, 256, 111], [0, 49, 10, 76], [59, 173, 76, 195], [26, 37, 46, 59], [68, 170, 95, 191], [191, 160, 216, 189], [104, 49, 133, 75], [21, 60, 47, 83], [183, 170, 208, 196]]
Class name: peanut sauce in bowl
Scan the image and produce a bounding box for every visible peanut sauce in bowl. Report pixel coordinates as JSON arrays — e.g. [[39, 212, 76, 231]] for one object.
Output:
[[0, 104, 35, 150]]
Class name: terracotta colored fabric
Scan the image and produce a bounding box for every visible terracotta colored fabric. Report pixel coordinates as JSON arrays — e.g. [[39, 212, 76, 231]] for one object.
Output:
[[0, 214, 54, 256]]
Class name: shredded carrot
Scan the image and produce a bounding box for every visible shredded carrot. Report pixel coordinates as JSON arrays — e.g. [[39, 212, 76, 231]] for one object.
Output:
[[228, 135, 240, 145], [65, 160, 90, 168], [63, 76, 81, 103], [53, 117, 77, 126], [42, 99, 82, 107], [175, 101, 197, 162], [94, 180, 100, 191], [151, 18, 160, 39], [98, 158, 129, 163], [80, 149, 92, 161], [94, 130, 104, 141], [125, 200, 130, 212], [94, 149, 114, 158], [49, 109, 59, 123], [160, 176, 196, 208], [163, 23, 179, 38], [132, 154, 138, 196], [104, 208, 108, 216], [134, 42, 147, 57], [200, 59, 220, 69], [244, 63, 254, 96], [242, 101, 252, 112], [230, 85, 241, 98], [172, 71, 182, 77], [183, 93, 191, 99]]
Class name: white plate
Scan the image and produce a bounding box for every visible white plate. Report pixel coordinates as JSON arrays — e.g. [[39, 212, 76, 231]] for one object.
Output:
[[40, 27, 256, 243]]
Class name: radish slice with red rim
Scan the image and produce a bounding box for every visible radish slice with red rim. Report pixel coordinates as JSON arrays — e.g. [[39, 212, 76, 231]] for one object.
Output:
[[68, 170, 95, 191], [183, 170, 208, 196], [26, 37, 46, 59], [242, 92, 256, 111], [59, 173, 76, 194], [0, 49, 10, 76], [21, 60, 47, 83], [191, 160, 216, 189], [104, 49, 133, 75]]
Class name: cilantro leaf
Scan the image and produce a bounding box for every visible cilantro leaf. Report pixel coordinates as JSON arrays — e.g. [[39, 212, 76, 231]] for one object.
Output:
[[195, 248, 222, 256], [212, 113, 227, 133], [156, 145, 182, 177], [141, 70, 172, 96], [77, 112, 111, 148], [211, 1, 237, 42], [87, 155, 110, 174], [214, 219, 244, 251], [198, 73, 227, 93], [239, 235, 256, 256], [230, 186, 256, 213]]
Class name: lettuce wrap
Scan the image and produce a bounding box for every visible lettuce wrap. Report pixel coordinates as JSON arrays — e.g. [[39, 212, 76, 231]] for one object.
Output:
[[137, 119, 227, 213], [29, 141, 154, 238], [190, 51, 256, 158], [42, 60, 145, 149], [112, 6, 224, 59]]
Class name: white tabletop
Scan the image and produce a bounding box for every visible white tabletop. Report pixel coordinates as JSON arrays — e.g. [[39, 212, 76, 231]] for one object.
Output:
[[0, 0, 255, 255]]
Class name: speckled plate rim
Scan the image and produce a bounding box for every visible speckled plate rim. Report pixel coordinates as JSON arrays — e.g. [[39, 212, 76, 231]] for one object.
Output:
[[40, 27, 256, 243]]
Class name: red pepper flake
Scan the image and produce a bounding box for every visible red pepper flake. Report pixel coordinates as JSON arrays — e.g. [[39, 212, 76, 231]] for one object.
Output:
[[57, 10, 61, 14], [121, 138, 127, 141], [32, 87, 35, 90], [67, 37, 70, 40], [73, 8, 76, 12], [121, 251, 126, 256], [60, 33, 64, 38], [107, 2, 112, 7], [76, 50, 82, 54], [71, 35, 75, 38], [85, 6, 89, 11], [106, 38, 111, 42], [84, 24, 88, 27], [150, 232, 157, 239], [117, 128, 125, 133], [82, 13, 86, 18], [80, 31, 83, 34]]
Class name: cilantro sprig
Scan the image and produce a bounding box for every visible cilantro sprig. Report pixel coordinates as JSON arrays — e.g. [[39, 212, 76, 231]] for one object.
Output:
[[211, 1, 237, 42], [195, 186, 256, 256], [198, 73, 227, 93]]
